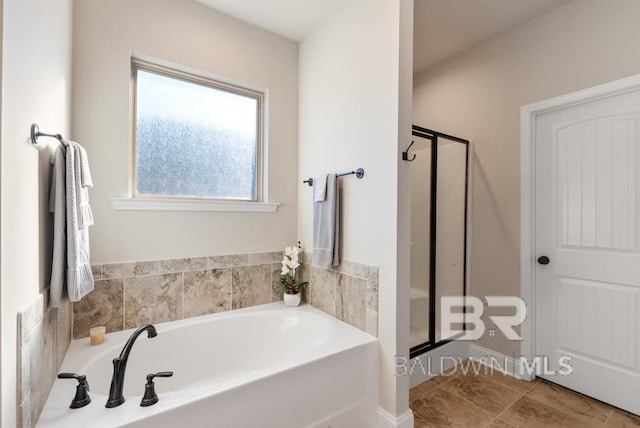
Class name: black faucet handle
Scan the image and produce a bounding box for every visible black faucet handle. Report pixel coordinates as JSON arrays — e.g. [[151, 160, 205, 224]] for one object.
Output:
[[147, 371, 173, 382], [141, 371, 173, 407], [57, 373, 91, 409]]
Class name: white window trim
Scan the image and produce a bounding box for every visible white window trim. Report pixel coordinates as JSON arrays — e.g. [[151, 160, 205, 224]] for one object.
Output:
[[112, 197, 279, 213], [125, 53, 275, 211]]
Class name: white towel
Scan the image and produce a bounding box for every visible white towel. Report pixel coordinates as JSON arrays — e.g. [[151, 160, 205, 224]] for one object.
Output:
[[314, 174, 327, 202], [312, 174, 340, 268], [49, 142, 95, 307]]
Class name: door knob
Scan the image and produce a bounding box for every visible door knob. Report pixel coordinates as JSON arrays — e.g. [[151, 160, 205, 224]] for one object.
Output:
[[537, 256, 550, 265]]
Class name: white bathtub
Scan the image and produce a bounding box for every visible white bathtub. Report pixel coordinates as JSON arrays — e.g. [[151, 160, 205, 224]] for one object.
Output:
[[38, 303, 379, 428]]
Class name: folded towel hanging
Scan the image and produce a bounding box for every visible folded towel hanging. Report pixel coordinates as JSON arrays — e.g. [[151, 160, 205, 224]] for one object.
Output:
[[49, 139, 95, 307], [312, 174, 340, 268]]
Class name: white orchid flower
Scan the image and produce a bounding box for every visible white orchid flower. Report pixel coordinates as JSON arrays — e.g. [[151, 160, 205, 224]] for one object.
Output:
[[281, 265, 290, 275], [284, 246, 294, 257]]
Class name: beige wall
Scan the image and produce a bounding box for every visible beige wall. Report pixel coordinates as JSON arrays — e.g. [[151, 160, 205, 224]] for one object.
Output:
[[72, 0, 299, 263], [413, 0, 640, 356], [1, 0, 73, 425], [298, 0, 413, 418]]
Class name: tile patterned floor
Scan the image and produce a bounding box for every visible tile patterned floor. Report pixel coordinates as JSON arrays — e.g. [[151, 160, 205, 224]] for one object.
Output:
[[410, 362, 640, 427]]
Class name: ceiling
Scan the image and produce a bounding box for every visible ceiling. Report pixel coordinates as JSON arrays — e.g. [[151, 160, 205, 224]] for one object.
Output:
[[195, 0, 344, 42], [196, 0, 572, 73], [413, 0, 573, 74]]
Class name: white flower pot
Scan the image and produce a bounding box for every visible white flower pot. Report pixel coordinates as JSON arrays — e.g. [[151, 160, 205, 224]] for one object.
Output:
[[283, 292, 301, 307]]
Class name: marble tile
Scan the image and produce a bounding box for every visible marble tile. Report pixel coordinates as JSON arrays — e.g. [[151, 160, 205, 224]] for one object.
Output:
[[605, 409, 640, 427], [527, 380, 612, 425], [271, 263, 284, 303], [160, 257, 207, 273], [335, 259, 376, 279], [29, 314, 55, 427], [366, 309, 378, 337], [73, 279, 124, 339], [336, 274, 366, 331], [488, 419, 515, 427], [91, 264, 102, 280], [248, 251, 283, 265], [183, 269, 231, 317], [134, 260, 160, 276], [411, 388, 494, 427], [19, 392, 32, 428], [53, 302, 72, 373], [298, 262, 310, 303], [308, 267, 336, 316], [125, 273, 182, 328], [441, 371, 522, 416], [231, 265, 271, 309], [410, 376, 446, 403], [103, 262, 135, 279], [209, 254, 249, 268], [476, 369, 537, 395], [366, 269, 378, 311], [413, 414, 430, 428], [18, 335, 31, 405], [501, 395, 589, 427], [19, 295, 44, 345]]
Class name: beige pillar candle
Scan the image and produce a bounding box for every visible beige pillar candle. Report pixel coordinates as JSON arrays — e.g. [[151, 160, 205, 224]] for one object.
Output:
[[90, 326, 106, 345]]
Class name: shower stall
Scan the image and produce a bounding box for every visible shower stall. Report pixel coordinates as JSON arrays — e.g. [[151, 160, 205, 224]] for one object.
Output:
[[408, 125, 470, 358]]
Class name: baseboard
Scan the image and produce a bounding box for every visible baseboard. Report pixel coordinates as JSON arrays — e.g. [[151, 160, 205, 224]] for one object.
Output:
[[377, 408, 414, 428], [468, 344, 535, 381]]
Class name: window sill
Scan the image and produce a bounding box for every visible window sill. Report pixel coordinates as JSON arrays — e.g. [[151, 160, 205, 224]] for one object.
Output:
[[111, 198, 279, 213]]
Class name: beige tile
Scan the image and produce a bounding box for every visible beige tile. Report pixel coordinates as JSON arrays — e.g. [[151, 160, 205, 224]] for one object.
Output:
[[103, 262, 135, 279], [53, 302, 73, 371], [134, 260, 160, 276], [231, 265, 271, 309], [412, 388, 494, 427], [335, 259, 376, 279], [73, 279, 124, 338], [298, 262, 310, 303], [366, 269, 379, 311], [526, 380, 612, 425], [91, 264, 102, 280], [248, 251, 283, 265], [413, 413, 431, 428], [336, 274, 366, 330], [488, 419, 515, 428], [271, 263, 284, 303], [477, 369, 536, 395], [124, 274, 182, 328], [208, 254, 248, 268], [366, 308, 378, 337], [308, 267, 336, 316], [160, 257, 207, 273], [606, 409, 640, 427], [410, 376, 446, 403], [441, 372, 522, 416], [183, 269, 231, 317], [501, 395, 592, 428]]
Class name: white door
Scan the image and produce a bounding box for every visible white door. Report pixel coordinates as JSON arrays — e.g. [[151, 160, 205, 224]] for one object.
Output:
[[535, 85, 640, 415]]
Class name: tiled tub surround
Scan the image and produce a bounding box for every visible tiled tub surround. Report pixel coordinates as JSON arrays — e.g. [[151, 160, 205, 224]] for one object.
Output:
[[74, 252, 379, 339], [17, 294, 73, 428]]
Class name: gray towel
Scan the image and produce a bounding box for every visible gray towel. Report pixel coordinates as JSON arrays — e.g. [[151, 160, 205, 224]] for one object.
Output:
[[312, 174, 340, 268], [49, 142, 95, 307]]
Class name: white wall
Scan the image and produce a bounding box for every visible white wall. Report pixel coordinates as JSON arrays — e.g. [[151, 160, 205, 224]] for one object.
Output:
[[413, 0, 640, 356], [298, 0, 413, 418], [72, 0, 299, 263], [1, 0, 73, 425]]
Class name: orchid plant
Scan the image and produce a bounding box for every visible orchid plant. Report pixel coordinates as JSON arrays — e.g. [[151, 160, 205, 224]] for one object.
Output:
[[280, 244, 308, 295]]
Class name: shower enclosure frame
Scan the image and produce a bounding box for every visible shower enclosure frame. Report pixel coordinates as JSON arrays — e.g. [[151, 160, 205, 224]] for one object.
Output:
[[409, 125, 470, 359]]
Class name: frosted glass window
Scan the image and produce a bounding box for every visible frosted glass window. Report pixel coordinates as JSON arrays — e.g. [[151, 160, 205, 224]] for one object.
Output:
[[133, 61, 262, 201]]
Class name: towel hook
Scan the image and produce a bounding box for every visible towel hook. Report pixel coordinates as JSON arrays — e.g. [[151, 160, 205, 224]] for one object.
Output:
[[402, 141, 416, 162]]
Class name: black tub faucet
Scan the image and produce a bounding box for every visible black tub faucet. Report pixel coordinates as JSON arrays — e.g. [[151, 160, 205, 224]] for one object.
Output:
[[106, 324, 157, 408]]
